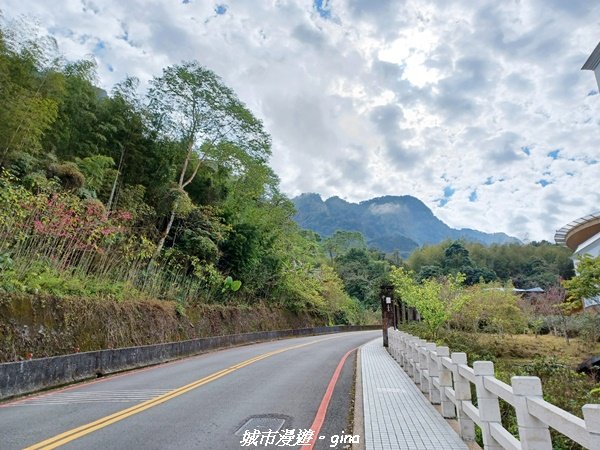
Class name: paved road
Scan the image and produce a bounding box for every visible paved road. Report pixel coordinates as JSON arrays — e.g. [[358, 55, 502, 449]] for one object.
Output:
[[0, 331, 378, 450]]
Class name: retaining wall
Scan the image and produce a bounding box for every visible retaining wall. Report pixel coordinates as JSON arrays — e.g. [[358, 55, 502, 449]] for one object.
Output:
[[0, 325, 379, 401]]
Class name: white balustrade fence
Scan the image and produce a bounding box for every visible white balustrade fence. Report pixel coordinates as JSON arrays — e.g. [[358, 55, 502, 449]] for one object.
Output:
[[388, 328, 600, 450]]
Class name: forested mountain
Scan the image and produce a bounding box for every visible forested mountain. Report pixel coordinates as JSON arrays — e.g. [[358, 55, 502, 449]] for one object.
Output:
[[292, 193, 518, 256]]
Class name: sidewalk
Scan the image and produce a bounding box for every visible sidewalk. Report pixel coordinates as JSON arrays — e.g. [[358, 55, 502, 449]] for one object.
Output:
[[360, 338, 468, 450]]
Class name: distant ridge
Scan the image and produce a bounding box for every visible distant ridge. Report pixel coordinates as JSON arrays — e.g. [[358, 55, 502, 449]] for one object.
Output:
[[292, 193, 519, 256]]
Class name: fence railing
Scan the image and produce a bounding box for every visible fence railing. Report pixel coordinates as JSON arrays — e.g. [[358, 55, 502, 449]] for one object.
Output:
[[388, 328, 600, 450]]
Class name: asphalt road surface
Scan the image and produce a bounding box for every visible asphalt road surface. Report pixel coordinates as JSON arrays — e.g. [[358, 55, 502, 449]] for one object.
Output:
[[0, 330, 379, 450]]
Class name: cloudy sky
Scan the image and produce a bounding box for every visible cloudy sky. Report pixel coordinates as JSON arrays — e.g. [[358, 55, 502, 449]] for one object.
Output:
[[2, 0, 599, 241]]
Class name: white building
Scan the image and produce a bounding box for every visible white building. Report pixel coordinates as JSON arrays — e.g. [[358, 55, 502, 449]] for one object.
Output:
[[555, 212, 600, 307], [582, 41, 600, 91]]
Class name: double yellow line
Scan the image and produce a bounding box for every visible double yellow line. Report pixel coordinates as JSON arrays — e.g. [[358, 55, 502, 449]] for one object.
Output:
[[26, 335, 338, 449]]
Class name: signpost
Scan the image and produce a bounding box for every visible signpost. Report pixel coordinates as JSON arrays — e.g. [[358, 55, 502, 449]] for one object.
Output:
[[380, 284, 394, 347]]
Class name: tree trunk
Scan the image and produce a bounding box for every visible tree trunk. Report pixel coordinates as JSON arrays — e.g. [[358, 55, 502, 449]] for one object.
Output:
[[154, 140, 194, 259], [154, 210, 176, 258], [106, 148, 125, 212], [178, 141, 194, 187]]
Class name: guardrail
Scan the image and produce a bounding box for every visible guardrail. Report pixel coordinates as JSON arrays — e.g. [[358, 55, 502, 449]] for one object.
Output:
[[388, 328, 600, 449]]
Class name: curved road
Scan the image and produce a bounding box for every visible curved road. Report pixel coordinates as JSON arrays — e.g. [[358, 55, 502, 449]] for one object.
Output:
[[0, 331, 379, 449]]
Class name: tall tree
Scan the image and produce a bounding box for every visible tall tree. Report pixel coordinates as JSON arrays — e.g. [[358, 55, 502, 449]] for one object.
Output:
[[323, 230, 367, 264], [0, 24, 63, 165], [147, 61, 270, 256]]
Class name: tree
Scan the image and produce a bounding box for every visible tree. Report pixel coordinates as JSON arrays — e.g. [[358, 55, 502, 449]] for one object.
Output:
[[0, 24, 63, 165], [563, 255, 600, 307], [443, 241, 472, 271], [390, 267, 470, 338], [526, 284, 570, 343], [322, 230, 366, 264], [335, 248, 390, 309], [147, 61, 271, 256]]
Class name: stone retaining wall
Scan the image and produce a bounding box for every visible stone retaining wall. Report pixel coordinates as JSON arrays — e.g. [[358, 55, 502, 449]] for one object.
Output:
[[0, 325, 379, 400]]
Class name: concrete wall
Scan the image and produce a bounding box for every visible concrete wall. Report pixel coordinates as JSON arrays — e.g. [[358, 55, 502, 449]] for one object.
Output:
[[0, 325, 379, 401]]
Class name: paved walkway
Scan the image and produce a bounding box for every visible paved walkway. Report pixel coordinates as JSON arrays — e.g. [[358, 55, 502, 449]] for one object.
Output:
[[361, 338, 468, 450]]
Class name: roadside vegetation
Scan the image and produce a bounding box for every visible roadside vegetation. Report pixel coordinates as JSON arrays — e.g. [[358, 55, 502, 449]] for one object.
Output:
[[391, 245, 600, 450], [0, 19, 378, 327]]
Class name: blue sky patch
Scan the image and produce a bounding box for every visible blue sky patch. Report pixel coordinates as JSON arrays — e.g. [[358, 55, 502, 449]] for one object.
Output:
[[443, 186, 455, 198], [215, 4, 227, 15], [314, 0, 331, 19], [93, 40, 106, 55], [547, 149, 560, 160], [484, 177, 493, 185], [537, 179, 551, 187], [521, 146, 530, 156], [469, 190, 477, 202]]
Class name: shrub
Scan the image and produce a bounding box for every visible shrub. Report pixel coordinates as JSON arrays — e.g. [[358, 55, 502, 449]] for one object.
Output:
[[453, 284, 527, 334]]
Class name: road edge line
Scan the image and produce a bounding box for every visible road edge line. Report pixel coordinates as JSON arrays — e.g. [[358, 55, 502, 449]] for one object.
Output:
[[305, 347, 356, 450]]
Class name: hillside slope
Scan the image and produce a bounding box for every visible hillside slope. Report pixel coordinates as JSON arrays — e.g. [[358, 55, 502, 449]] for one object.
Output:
[[292, 193, 518, 255]]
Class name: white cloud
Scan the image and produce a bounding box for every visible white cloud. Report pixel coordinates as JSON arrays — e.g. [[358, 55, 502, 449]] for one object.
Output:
[[1, 0, 599, 242]]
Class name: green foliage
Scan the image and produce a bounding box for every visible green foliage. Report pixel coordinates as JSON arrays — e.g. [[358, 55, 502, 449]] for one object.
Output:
[[0, 25, 62, 164], [323, 230, 366, 262], [408, 240, 574, 289], [74, 155, 116, 199], [454, 284, 527, 334], [563, 255, 600, 307], [0, 21, 364, 325], [335, 248, 390, 310], [222, 276, 242, 293], [391, 267, 470, 337], [48, 162, 85, 190]]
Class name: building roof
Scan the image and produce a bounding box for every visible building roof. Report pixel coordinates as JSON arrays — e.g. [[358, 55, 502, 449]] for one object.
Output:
[[582, 41, 600, 71], [554, 212, 600, 251]]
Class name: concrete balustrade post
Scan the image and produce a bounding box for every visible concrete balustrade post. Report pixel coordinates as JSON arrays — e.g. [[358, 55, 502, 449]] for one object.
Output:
[[414, 339, 425, 386], [409, 339, 416, 379], [511, 376, 552, 450], [420, 343, 435, 395], [437, 346, 455, 418], [583, 404, 600, 449], [399, 334, 407, 367], [405, 337, 413, 377], [451, 352, 475, 441], [427, 344, 440, 404], [409, 338, 419, 379], [474, 361, 502, 449], [418, 344, 427, 393], [388, 330, 395, 359]]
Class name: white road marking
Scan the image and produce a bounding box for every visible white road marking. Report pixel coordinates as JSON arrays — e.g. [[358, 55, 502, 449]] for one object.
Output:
[[10, 390, 173, 407]]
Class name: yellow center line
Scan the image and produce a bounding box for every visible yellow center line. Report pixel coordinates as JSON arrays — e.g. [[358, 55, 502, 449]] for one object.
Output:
[[25, 335, 341, 450]]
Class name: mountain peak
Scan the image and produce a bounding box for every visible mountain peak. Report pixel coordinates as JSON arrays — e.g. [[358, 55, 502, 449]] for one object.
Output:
[[291, 193, 518, 256]]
